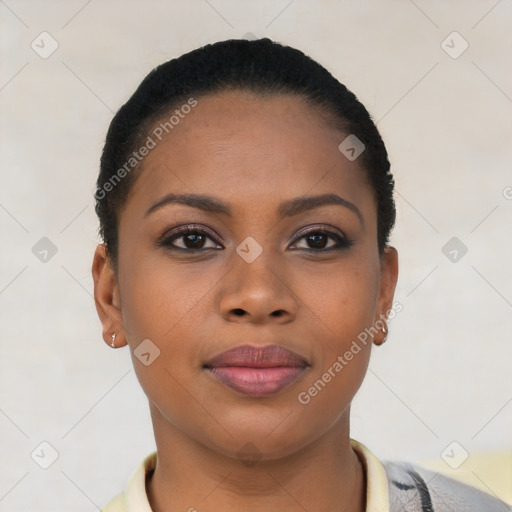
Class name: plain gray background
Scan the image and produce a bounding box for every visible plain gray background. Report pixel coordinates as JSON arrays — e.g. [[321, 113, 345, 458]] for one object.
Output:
[[1, 0, 511, 510]]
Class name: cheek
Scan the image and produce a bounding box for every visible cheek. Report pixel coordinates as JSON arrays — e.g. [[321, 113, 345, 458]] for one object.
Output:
[[291, 255, 381, 347], [291, 256, 379, 403], [117, 255, 215, 424], [117, 248, 233, 389], [118, 251, 219, 341]]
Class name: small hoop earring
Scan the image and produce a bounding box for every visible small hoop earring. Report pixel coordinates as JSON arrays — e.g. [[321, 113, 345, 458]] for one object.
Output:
[[380, 322, 388, 344], [373, 321, 388, 346], [111, 332, 116, 348]]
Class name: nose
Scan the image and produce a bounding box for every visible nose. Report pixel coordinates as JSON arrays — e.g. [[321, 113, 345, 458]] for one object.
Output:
[[218, 250, 298, 325]]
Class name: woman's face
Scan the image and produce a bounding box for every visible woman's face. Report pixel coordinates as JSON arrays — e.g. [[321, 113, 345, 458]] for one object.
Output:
[[93, 90, 398, 461]]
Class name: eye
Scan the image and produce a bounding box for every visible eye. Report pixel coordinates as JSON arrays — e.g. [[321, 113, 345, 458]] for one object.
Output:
[[158, 225, 223, 251], [289, 227, 353, 252]]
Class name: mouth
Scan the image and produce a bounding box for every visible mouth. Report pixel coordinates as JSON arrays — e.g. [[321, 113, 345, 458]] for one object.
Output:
[[203, 344, 309, 397]]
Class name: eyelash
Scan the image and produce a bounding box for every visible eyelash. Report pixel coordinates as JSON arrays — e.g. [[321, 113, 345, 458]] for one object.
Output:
[[157, 224, 353, 253]]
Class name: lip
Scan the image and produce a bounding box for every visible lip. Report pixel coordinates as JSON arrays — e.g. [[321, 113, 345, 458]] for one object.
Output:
[[204, 344, 309, 397]]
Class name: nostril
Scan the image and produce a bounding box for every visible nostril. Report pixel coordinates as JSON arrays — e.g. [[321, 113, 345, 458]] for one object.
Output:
[[271, 310, 285, 317], [233, 308, 245, 316]]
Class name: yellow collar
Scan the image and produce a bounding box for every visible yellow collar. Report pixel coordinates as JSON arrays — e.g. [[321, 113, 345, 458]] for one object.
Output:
[[104, 439, 389, 511]]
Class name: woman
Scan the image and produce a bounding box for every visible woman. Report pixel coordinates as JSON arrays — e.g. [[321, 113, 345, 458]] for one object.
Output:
[[92, 38, 510, 512]]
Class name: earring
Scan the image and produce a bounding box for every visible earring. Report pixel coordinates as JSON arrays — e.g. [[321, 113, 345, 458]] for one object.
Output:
[[111, 332, 116, 348], [380, 322, 388, 344], [374, 321, 388, 346]]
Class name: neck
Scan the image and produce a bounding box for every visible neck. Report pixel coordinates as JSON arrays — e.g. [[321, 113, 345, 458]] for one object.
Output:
[[146, 405, 366, 512]]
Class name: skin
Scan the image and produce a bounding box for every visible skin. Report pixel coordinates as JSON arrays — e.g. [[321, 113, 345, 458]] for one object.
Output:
[[92, 90, 398, 512]]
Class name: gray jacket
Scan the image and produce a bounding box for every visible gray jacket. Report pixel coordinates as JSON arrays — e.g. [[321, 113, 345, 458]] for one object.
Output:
[[384, 461, 511, 511]]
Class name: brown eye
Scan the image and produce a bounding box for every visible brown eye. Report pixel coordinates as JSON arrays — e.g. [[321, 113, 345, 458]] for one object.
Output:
[[304, 233, 330, 249], [159, 227, 223, 251], [290, 228, 353, 252], [182, 233, 206, 249]]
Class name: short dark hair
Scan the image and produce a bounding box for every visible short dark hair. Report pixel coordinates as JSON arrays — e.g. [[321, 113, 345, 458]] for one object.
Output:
[[95, 38, 395, 267]]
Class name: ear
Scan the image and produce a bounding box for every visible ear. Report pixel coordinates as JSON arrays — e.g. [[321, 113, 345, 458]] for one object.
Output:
[[374, 246, 399, 345], [92, 244, 127, 348]]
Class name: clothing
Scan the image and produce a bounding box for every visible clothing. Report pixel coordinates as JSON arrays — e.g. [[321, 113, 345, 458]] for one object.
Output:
[[383, 459, 511, 511], [101, 440, 511, 511]]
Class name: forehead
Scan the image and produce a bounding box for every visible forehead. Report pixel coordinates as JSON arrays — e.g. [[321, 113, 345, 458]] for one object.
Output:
[[125, 90, 374, 218]]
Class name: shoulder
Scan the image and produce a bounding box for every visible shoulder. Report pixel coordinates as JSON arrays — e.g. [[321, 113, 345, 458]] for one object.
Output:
[[100, 491, 127, 512], [100, 451, 157, 512], [383, 460, 512, 512]]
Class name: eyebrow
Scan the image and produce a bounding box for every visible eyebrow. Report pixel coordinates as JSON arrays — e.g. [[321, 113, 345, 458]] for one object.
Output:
[[144, 192, 363, 225]]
